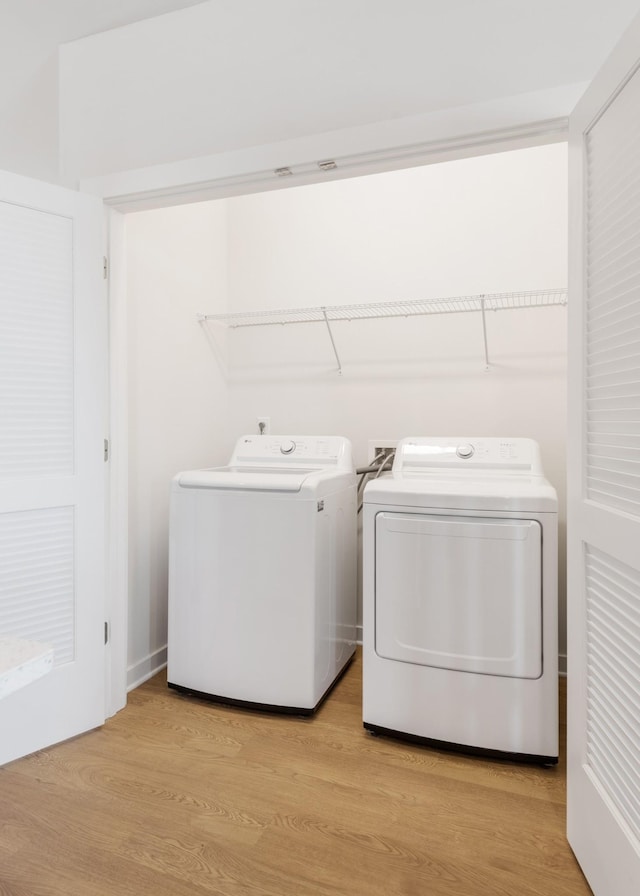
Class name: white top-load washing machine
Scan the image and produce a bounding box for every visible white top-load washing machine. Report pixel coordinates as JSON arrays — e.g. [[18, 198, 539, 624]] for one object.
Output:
[[168, 435, 357, 714], [363, 437, 558, 764]]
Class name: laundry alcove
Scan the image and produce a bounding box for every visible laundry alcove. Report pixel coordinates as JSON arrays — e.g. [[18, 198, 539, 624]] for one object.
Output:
[[124, 141, 568, 689]]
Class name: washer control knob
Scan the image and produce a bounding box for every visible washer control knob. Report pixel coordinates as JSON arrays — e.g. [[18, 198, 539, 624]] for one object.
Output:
[[456, 444, 474, 459], [280, 440, 296, 455]]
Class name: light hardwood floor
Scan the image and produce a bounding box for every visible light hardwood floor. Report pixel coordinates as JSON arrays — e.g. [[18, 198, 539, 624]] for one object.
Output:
[[0, 650, 590, 896]]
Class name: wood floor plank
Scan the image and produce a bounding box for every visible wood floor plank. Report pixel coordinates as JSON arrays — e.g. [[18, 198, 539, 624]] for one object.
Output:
[[0, 650, 590, 896]]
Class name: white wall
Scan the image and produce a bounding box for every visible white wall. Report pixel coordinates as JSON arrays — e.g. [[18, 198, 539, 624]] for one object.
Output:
[[0, 1, 205, 183], [125, 142, 568, 681], [0, 38, 59, 182], [126, 201, 229, 688], [224, 143, 568, 656], [58, 0, 596, 188]]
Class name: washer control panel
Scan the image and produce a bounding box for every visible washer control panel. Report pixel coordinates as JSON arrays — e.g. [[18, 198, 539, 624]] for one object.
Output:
[[395, 437, 542, 473], [231, 435, 353, 470], [280, 440, 296, 455]]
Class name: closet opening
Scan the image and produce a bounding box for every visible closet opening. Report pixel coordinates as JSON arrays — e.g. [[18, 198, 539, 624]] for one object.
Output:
[[107, 139, 568, 700]]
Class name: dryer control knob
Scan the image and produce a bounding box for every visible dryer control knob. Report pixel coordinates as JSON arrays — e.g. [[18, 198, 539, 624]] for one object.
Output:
[[280, 440, 296, 455], [456, 444, 474, 459]]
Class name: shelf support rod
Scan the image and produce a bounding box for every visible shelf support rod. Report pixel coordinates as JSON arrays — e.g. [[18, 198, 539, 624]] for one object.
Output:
[[322, 308, 342, 374], [480, 297, 490, 369]]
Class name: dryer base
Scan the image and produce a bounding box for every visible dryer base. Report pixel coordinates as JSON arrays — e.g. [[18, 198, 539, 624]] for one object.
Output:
[[364, 722, 558, 767]]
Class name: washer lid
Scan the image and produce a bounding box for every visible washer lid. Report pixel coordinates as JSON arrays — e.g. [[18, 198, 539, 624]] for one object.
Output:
[[176, 466, 323, 493]]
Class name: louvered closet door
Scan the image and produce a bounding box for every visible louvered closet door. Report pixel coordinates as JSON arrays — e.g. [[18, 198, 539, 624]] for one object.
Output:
[[567, 12, 640, 894], [0, 169, 106, 766]]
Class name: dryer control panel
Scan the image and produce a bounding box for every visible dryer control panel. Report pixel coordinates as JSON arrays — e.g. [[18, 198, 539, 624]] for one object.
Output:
[[394, 437, 543, 473], [231, 435, 354, 470]]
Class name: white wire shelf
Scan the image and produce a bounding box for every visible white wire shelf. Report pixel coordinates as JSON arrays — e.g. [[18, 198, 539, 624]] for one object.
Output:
[[199, 289, 567, 328], [198, 288, 567, 372]]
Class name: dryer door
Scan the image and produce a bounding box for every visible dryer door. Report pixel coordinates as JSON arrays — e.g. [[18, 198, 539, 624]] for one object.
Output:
[[375, 513, 542, 678]]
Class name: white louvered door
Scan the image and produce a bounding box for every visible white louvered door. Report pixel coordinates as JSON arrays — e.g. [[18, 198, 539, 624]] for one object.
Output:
[[0, 170, 106, 766], [567, 11, 640, 894]]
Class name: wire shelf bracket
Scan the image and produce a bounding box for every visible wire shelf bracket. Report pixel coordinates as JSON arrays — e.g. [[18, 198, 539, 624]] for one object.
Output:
[[321, 307, 343, 374], [198, 288, 567, 372]]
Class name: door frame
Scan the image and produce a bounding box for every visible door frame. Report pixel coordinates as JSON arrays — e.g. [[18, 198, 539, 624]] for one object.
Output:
[[98, 119, 569, 711], [84, 119, 567, 215], [566, 10, 640, 894], [104, 207, 128, 716]]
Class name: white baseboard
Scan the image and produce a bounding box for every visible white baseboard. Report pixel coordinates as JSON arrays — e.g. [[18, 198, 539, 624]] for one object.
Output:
[[125, 642, 567, 692], [127, 645, 167, 692]]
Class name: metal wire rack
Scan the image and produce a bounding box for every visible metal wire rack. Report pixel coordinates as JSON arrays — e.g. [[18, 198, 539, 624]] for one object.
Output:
[[198, 288, 568, 372]]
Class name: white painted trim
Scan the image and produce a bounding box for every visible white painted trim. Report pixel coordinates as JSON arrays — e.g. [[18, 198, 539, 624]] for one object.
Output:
[[105, 208, 128, 717], [82, 85, 576, 212], [86, 119, 568, 212], [127, 646, 167, 693]]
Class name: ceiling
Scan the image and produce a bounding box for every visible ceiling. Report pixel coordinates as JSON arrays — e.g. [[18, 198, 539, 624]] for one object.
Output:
[[5, 0, 637, 98], [2, 0, 640, 182]]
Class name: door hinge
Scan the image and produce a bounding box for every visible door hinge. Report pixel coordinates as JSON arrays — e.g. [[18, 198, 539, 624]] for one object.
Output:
[[104, 438, 109, 462], [103, 256, 108, 279], [104, 621, 109, 645]]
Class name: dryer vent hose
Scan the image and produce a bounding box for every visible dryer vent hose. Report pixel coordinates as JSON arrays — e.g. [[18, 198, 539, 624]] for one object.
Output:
[[357, 451, 395, 513]]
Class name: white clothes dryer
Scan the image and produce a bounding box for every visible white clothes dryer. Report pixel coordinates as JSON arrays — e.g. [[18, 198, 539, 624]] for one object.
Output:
[[362, 437, 558, 764], [168, 435, 357, 714]]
